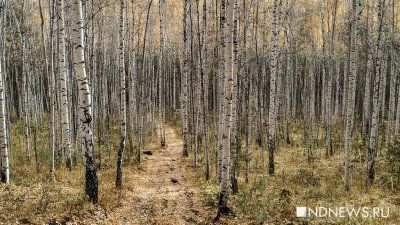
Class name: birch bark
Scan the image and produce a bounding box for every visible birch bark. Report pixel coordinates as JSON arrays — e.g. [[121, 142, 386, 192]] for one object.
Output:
[[217, 0, 234, 216], [158, 0, 166, 147], [71, 0, 98, 202], [344, 0, 360, 191], [368, 0, 384, 185], [0, 14, 9, 183], [268, 0, 279, 175], [57, 0, 72, 169], [116, 0, 126, 189]]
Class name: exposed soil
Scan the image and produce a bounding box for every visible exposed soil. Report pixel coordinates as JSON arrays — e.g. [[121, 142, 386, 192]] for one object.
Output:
[[71, 125, 213, 224]]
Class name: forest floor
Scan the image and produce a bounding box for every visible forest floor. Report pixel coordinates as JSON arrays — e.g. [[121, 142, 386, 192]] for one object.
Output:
[[91, 125, 212, 224], [0, 124, 218, 225], [58, 125, 214, 224], [2, 119, 400, 224]]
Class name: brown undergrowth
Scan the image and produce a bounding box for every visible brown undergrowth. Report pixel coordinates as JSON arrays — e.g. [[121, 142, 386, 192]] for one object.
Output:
[[0, 119, 213, 224]]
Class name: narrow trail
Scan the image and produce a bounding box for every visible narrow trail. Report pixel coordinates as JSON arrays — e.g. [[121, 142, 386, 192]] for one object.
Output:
[[81, 125, 212, 224]]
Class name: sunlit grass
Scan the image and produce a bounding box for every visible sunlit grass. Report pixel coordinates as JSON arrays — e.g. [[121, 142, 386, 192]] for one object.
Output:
[[0, 114, 158, 224], [185, 118, 400, 224]]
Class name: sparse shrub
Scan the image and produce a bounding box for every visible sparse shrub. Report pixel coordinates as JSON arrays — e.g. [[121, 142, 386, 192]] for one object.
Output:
[[386, 139, 400, 188], [202, 183, 220, 207], [291, 168, 320, 187]]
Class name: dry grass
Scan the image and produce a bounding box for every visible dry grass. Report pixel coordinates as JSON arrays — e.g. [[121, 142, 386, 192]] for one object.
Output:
[[0, 118, 152, 224], [2, 115, 400, 224], [1, 116, 212, 224], [183, 120, 400, 224]]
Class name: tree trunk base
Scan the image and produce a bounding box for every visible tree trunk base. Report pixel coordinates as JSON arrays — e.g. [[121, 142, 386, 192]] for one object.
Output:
[[1, 171, 6, 183], [66, 158, 72, 171], [214, 206, 235, 221], [161, 138, 166, 147], [85, 160, 99, 204], [230, 175, 238, 194]]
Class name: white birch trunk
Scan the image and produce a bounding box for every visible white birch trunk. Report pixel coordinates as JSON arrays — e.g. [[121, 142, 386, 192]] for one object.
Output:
[[334, 61, 340, 121], [362, 0, 374, 136], [158, 0, 166, 147], [368, 0, 384, 186], [182, 0, 189, 157], [57, 0, 72, 169], [217, 0, 227, 183], [268, 0, 279, 175], [71, 0, 98, 203], [50, 0, 56, 176], [386, 1, 396, 144], [386, 53, 396, 143], [116, 0, 126, 189], [0, 28, 9, 183], [326, 0, 338, 157], [229, 0, 239, 193], [394, 72, 400, 136], [217, 0, 234, 216], [201, 0, 210, 181], [344, 0, 360, 191]]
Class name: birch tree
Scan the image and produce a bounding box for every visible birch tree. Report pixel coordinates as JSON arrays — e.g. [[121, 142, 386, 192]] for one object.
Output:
[[326, 0, 338, 157], [71, 0, 98, 202], [229, 0, 239, 193], [21, 0, 31, 162], [0, 11, 9, 183], [128, 0, 137, 160], [344, 0, 360, 191], [217, 0, 234, 218], [217, 0, 227, 182], [362, 0, 374, 136], [158, 0, 166, 147], [50, 0, 56, 176], [385, 0, 396, 144], [368, 0, 384, 186], [182, 0, 189, 157], [202, 0, 210, 181], [268, 0, 280, 175], [137, 0, 153, 163], [57, 0, 72, 169], [116, 0, 126, 189]]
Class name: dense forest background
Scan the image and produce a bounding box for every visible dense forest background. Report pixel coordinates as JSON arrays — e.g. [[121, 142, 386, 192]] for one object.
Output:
[[0, 0, 400, 224]]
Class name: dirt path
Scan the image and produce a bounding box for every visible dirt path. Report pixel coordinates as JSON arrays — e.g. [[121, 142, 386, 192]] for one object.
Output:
[[78, 125, 212, 224]]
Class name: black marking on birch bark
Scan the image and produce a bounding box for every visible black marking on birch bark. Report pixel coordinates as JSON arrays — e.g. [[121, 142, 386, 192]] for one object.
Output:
[[0, 169, 6, 183], [84, 137, 98, 203], [116, 137, 125, 189], [82, 109, 92, 124]]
